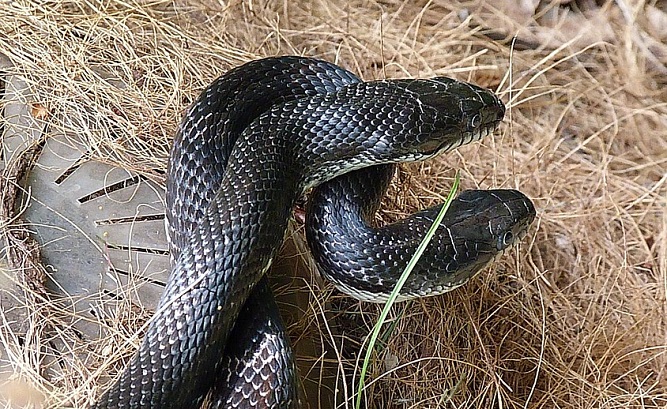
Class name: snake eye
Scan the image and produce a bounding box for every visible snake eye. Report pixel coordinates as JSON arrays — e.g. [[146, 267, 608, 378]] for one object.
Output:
[[469, 114, 481, 129], [503, 231, 513, 246], [497, 231, 513, 250]]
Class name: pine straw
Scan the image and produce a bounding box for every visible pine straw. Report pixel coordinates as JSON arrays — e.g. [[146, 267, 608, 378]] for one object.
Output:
[[1, 0, 666, 408]]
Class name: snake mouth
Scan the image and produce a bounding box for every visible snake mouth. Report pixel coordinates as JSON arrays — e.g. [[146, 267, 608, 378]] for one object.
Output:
[[466, 120, 500, 145], [415, 122, 495, 160], [431, 119, 501, 158]]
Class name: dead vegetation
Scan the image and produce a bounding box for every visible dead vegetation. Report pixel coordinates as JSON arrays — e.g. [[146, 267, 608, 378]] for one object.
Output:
[[0, 0, 666, 408]]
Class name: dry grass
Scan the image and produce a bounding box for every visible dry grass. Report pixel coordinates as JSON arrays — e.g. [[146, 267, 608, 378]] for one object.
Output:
[[1, 0, 666, 408]]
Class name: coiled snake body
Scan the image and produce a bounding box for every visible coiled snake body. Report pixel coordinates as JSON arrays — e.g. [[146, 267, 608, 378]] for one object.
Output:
[[92, 56, 535, 408]]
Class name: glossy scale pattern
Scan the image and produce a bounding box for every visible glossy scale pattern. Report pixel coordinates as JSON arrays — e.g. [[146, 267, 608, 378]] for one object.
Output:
[[91, 56, 534, 409]]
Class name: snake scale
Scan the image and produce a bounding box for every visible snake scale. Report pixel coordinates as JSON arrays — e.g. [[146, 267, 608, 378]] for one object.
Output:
[[91, 56, 535, 408]]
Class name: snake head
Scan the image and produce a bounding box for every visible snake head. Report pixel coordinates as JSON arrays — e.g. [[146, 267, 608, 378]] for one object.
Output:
[[401, 77, 506, 158], [442, 189, 535, 283]]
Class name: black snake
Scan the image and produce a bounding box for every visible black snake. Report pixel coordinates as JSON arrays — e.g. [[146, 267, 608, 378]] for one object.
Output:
[[91, 56, 535, 408]]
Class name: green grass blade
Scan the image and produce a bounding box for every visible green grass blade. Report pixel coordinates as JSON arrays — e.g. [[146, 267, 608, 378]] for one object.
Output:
[[355, 172, 461, 409]]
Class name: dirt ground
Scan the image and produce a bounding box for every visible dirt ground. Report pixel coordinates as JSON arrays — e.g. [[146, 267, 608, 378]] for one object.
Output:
[[1, 0, 666, 408]]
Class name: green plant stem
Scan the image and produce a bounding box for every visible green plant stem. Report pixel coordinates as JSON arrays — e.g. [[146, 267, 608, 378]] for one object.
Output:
[[355, 171, 461, 409]]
